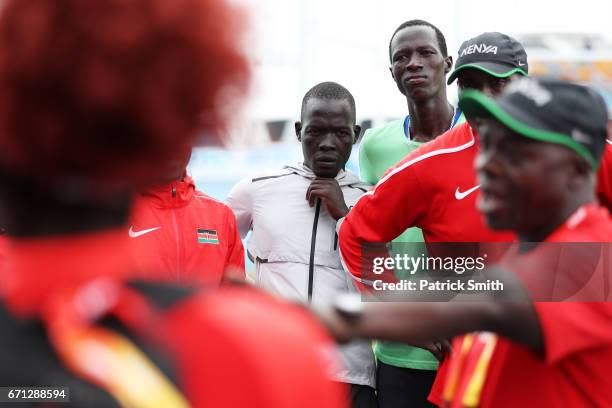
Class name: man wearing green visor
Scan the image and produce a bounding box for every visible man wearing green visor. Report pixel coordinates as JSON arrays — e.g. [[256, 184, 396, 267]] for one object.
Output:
[[324, 77, 612, 407], [337, 33, 610, 405]]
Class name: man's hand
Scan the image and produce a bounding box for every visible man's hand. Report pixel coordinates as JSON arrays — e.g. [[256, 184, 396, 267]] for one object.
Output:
[[306, 178, 349, 220], [312, 304, 354, 344]]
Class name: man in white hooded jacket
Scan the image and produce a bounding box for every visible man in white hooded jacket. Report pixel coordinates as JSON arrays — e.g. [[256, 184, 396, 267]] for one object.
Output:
[[228, 82, 377, 408]]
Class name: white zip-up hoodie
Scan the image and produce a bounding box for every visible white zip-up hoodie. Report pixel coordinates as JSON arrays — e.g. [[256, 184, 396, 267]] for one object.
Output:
[[227, 163, 375, 387]]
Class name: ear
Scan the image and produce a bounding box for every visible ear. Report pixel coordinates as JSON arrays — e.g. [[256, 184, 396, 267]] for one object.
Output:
[[353, 125, 362, 144], [444, 55, 453, 74], [295, 121, 302, 142]]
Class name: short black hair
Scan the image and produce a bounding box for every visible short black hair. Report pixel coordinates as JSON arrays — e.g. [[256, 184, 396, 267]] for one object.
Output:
[[300, 81, 356, 122], [389, 19, 448, 61]]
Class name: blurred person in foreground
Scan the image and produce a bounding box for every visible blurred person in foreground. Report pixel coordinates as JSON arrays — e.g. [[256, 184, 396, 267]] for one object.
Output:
[[228, 82, 377, 408], [0, 1, 347, 407], [320, 77, 612, 407]]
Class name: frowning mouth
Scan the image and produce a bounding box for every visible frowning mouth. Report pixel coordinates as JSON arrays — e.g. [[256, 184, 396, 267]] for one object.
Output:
[[314, 155, 339, 165], [403, 75, 428, 86]]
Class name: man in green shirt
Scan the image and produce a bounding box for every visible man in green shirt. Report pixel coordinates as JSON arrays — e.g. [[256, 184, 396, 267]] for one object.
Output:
[[358, 19, 464, 408]]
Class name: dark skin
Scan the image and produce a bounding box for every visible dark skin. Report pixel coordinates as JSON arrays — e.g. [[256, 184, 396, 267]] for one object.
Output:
[[475, 119, 594, 242], [389, 25, 454, 142], [158, 141, 193, 184], [295, 98, 360, 220], [456, 69, 517, 97], [457, 69, 523, 130], [317, 114, 597, 355]]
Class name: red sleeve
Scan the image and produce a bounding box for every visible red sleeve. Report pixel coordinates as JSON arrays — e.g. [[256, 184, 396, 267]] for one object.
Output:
[[535, 302, 612, 364], [428, 357, 449, 406], [338, 157, 429, 289], [596, 142, 612, 214], [224, 208, 246, 280]]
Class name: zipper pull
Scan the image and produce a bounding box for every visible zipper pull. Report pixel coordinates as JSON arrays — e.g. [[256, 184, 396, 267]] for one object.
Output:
[[172, 185, 177, 198]]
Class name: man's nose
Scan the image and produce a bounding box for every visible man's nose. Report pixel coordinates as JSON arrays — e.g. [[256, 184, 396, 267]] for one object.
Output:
[[318, 133, 336, 150], [475, 148, 501, 181], [406, 55, 423, 71]]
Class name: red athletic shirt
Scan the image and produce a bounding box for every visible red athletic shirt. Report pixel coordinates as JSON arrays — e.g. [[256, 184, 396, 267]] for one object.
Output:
[[596, 140, 612, 213], [129, 176, 245, 284], [339, 123, 514, 287], [435, 204, 612, 407]]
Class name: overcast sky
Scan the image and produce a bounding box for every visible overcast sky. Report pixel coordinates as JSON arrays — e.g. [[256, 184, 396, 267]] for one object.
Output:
[[232, 0, 612, 121]]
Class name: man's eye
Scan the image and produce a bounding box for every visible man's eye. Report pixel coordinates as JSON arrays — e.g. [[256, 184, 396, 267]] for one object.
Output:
[[494, 80, 507, 89], [497, 142, 522, 163]]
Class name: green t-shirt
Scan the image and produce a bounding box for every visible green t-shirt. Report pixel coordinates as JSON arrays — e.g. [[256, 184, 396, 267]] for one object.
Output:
[[358, 112, 465, 370]]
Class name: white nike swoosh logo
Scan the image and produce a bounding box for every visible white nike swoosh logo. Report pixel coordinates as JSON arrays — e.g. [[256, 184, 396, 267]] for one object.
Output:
[[455, 185, 480, 200], [128, 226, 161, 238], [518, 61, 526, 66]]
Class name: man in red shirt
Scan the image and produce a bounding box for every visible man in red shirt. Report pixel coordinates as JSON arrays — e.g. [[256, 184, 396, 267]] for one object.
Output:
[[596, 138, 612, 212], [129, 152, 245, 284], [339, 32, 528, 289], [320, 77, 612, 407]]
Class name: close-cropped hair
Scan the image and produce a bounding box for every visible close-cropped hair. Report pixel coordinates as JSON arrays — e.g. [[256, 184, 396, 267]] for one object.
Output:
[[388, 19, 448, 61], [301, 81, 356, 122]]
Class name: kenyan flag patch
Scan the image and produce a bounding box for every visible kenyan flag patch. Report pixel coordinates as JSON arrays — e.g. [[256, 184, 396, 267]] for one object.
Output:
[[197, 228, 219, 244]]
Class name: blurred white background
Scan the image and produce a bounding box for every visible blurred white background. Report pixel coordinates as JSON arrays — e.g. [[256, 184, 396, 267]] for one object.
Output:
[[234, 0, 612, 128], [191, 0, 611, 199]]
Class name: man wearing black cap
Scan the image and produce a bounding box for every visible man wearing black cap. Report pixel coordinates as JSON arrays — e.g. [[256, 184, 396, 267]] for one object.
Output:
[[338, 32, 527, 290], [321, 77, 612, 407], [447, 32, 528, 96]]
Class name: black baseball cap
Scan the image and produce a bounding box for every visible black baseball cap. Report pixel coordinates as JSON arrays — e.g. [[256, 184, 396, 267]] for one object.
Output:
[[459, 77, 608, 169], [448, 32, 528, 85]]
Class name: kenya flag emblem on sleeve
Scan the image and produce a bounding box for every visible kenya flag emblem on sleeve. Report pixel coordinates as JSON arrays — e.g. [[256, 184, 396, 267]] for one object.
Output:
[[197, 228, 219, 245]]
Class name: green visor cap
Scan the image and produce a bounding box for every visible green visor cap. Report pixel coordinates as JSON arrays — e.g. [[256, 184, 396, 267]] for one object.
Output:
[[459, 89, 599, 169], [447, 63, 527, 85]]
